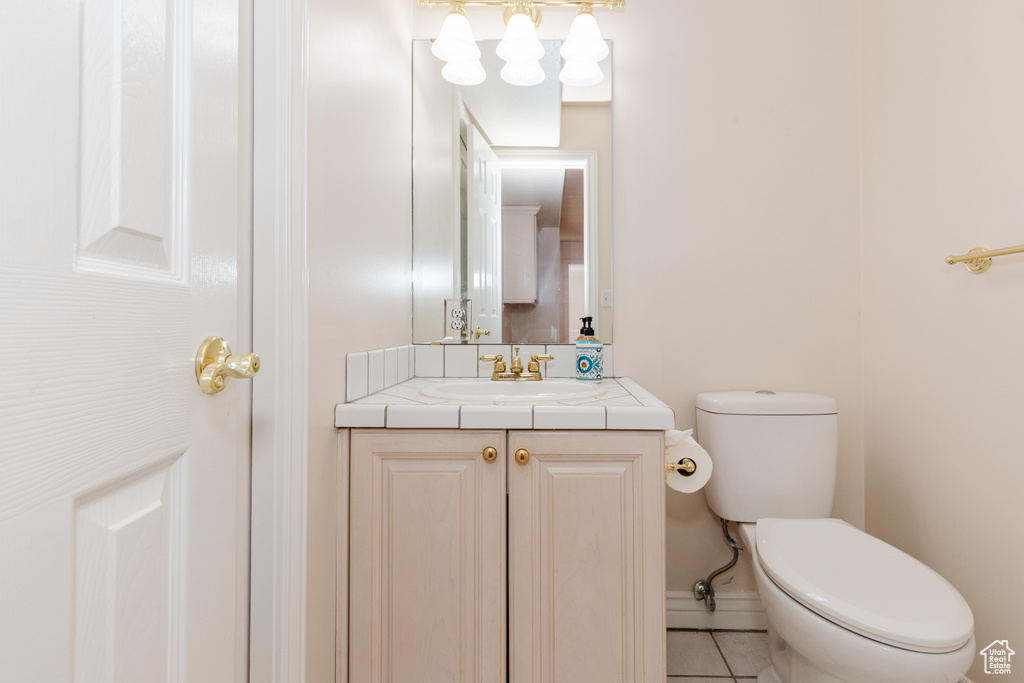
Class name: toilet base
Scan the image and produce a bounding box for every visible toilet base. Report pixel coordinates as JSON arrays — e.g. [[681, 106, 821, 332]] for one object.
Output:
[[764, 624, 846, 683]]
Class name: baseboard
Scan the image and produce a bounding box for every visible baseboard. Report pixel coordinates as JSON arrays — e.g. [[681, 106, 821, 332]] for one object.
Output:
[[666, 590, 768, 631]]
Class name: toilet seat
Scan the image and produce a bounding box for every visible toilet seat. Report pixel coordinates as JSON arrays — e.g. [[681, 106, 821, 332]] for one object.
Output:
[[755, 518, 974, 654]]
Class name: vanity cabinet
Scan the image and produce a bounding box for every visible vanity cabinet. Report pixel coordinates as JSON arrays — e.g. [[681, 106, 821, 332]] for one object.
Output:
[[345, 429, 665, 683]]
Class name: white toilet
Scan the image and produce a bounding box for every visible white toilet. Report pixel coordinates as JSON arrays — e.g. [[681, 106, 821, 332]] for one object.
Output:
[[697, 391, 975, 683]]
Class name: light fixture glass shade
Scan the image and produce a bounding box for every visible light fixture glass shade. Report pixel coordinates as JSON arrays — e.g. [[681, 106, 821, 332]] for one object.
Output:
[[441, 59, 487, 86], [431, 11, 481, 62], [559, 60, 604, 87], [496, 12, 545, 63], [560, 12, 609, 63], [500, 59, 545, 87]]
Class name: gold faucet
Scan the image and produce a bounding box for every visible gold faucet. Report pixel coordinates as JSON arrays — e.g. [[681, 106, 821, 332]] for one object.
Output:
[[480, 348, 555, 381]]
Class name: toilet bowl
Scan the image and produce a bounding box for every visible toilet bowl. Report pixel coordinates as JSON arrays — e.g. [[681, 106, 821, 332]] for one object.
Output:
[[738, 522, 975, 683], [695, 391, 975, 683]]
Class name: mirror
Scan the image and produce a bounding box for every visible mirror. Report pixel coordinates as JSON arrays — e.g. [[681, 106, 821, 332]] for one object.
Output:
[[412, 38, 612, 344]]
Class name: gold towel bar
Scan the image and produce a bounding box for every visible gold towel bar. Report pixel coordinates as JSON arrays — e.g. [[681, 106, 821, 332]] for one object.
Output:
[[946, 244, 1024, 273]]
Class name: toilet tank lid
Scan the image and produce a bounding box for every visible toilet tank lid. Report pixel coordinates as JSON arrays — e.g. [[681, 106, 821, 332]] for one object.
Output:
[[696, 391, 837, 416]]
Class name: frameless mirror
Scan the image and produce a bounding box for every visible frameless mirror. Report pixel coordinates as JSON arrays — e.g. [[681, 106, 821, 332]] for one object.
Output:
[[412, 38, 612, 344]]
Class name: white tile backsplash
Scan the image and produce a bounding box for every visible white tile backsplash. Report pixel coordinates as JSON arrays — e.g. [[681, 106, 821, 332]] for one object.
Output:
[[414, 345, 444, 377], [346, 351, 368, 402], [444, 345, 480, 377], [397, 345, 410, 382], [367, 349, 385, 394], [344, 343, 614, 402], [384, 347, 399, 388], [544, 344, 577, 378]]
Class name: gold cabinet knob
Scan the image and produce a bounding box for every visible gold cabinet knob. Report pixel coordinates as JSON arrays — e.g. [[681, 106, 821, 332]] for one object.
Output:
[[514, 448, 530, 465], [195, 337, 261, 395], [482, 446, 498, 462], [475, 326, 491, 339]]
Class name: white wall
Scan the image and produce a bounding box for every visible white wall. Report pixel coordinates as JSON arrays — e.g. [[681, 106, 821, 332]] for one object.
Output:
[[861, 2, 1024, 678], [306, 0, 413, 679], [609, 0, 865, 595]]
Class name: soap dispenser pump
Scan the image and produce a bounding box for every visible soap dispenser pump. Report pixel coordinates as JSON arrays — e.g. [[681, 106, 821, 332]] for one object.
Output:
[[575, 316, 603, 381]]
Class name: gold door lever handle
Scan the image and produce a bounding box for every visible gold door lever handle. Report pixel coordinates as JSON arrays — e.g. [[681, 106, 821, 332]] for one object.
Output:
[[196, 337, 261, 395]]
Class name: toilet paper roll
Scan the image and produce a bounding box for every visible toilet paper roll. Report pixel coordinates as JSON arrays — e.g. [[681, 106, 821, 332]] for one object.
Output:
[[665, 429, 713, 494]]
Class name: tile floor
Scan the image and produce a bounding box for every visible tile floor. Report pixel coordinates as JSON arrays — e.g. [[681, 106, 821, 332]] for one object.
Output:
[[667, 629, 771, 682]]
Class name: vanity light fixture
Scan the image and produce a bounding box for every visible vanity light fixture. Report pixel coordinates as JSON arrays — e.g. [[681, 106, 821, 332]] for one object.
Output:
[[496, 3, 545, 63], [423, 0, 624, 87], [500, 59, 546, 86], [560, 4, 608, 86], [558, 59, 603, 87], [560, 5, 609, 62], [431, 4, 481, 61], [442, 58, 488, 85], [432, 4, 487, 85]]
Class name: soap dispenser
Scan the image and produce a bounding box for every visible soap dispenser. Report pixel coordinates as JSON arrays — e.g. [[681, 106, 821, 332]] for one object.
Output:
[[575, 316, 603, 381]]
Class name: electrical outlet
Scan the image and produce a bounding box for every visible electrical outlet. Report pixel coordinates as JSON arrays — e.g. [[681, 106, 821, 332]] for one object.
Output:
[[444, 298, 472, 340], [600, 289, 613, 307]]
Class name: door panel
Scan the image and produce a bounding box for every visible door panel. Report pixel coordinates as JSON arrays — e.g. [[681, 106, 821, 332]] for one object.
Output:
[[78, 0, 187, 277], [349, 430, 506, 683], [0, 0, 251, 680], [74, 454, 188, 682], [467, 124, 502, 338], [508, 431, 665, 683]]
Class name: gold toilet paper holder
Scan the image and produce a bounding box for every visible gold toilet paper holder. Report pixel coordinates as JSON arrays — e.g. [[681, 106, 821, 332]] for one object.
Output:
[[666, 458, 697, 476]]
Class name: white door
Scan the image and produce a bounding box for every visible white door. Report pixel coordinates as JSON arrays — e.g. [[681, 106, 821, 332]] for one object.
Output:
[[0, 1, 252, 681], [467, 124, 503, 338]]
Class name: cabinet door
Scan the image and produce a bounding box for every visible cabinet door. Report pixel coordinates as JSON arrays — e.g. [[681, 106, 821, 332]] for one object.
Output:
[[350, 430, 507, 683], [508, 431, 666, 683]]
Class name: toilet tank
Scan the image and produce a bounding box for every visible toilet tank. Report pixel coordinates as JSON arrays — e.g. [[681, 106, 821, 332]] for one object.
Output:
[[697, 391, 838, 523]]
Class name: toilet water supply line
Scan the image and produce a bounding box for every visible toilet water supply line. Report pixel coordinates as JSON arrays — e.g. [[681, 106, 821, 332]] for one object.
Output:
[[693, 518, 743, 613]]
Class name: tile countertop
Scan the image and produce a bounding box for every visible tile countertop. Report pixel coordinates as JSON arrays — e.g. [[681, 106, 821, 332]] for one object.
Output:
[[335, 377, 675, 431]]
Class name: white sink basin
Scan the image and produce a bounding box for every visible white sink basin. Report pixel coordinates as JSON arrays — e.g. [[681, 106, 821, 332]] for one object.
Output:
[[420, 380, 606, 403]]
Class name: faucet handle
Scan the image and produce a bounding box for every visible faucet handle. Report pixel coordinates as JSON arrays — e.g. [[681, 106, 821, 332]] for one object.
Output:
[[483, 356, 507, 376], [526, 354, 554, 374]]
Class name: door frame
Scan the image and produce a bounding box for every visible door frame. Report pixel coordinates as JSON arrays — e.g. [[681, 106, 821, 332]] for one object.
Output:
[[251, 0, 310, 681], [494, 149, 600, 336]]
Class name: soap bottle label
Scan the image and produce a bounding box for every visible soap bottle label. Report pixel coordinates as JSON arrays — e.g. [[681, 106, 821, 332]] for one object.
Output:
[[576, 343, 603, 380]]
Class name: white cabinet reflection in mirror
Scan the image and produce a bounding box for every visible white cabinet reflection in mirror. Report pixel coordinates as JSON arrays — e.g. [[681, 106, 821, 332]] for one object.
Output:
[[502, 205, 540, 303]]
